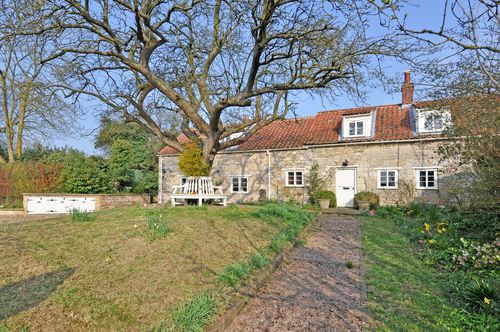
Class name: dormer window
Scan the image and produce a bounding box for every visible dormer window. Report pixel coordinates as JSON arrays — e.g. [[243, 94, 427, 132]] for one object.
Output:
[[416, 109, 451, 134], [424, 114, 443, 131], [349, 121, 364, 136], [342, 113, 373, 138]]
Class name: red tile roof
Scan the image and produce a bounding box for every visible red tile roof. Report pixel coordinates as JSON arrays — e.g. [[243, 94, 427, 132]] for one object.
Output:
[[159, 103, 442, 155], [158, 133, 190, 155], [237, 117, 315, 150]]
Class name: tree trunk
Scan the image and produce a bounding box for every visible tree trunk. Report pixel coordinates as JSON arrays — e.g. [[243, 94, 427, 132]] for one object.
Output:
[[15, 90, 29, 159], [202, 134, 220, 171], [1, 76, 15, 162]]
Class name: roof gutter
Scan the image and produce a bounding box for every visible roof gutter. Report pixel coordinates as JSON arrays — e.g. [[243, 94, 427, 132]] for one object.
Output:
[[157, 136, 450, 157]]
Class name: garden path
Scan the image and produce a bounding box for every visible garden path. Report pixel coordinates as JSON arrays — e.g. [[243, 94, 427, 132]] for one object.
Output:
[[227, 215, 373, 331]]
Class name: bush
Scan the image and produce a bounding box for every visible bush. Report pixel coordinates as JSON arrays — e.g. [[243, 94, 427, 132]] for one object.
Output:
[[306, 163, 325, 204], [451, 237, 500, 274], [355, 191, 379, 209], [0, 162, 63, 206], [59, 153, 111, 194], [178, 142, 210, 177], [312, 190, 336, 208]]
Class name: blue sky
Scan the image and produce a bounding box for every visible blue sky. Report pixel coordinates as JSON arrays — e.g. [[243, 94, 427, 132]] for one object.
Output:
[[51, 1, 446, 155]]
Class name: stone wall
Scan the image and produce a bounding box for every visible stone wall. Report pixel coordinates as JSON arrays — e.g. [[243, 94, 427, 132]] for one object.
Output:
[[160, 139, 469, 206], [96, 194, 151, 210]]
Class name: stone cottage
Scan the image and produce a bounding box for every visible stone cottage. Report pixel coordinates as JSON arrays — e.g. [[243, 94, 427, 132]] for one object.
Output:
[[158, 72, 466, 207]]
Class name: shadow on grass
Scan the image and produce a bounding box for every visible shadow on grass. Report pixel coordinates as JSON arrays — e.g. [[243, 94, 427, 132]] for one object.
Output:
[[0, 268, 74, 320]]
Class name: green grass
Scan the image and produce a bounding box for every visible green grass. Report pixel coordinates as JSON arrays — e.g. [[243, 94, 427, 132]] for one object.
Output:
[[0, 205, 284, 331], [362, 216, 499, 331], [249, 252, 271, 270], [69, 208, 95, 222], [217, 262, 251, 288], [145, 210, 170, 240], [170, 292, 218, 332]]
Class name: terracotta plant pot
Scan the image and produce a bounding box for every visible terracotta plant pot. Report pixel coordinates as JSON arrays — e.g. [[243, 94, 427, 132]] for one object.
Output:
[[318, 199, 330, 209], [357, 200, 370, 211]]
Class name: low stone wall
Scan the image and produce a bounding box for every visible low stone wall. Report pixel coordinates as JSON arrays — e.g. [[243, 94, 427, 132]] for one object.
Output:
[[0, 208, 25, 216], [96, 194, 151, 210], [22, 193, 151, 214]]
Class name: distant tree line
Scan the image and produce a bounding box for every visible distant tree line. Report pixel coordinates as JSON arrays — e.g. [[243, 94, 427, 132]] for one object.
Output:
[[0, 117, 160, 207]]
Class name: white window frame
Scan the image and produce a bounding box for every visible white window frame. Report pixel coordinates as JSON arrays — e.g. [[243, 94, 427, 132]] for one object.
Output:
[[416, 108, 452, 134], [415, 168, 438, 190], [377, 169, 398, 189], [285, 170, 304, 187], [230, 176, 249, 193], [343, 114, 372, 138]]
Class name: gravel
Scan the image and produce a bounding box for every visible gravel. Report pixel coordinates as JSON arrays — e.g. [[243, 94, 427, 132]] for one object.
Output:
[[227, 215, 373, 331]]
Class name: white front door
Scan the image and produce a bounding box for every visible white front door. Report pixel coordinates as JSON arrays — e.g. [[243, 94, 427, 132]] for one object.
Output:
[[335, 168, 356, 207]]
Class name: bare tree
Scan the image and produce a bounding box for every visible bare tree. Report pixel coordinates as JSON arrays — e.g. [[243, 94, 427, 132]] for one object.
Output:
[[386, 0, 499, 211], [391, 0, 499, 90], [37, 0, 408, 167], [0, 0, 74, 163]]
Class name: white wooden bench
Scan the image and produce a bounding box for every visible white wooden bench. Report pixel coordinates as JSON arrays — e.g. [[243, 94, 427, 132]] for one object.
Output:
[[170, 177, 227, 207]]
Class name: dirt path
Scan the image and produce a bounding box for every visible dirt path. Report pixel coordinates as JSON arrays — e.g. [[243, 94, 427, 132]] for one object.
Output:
[[227, 215, 372, 331]]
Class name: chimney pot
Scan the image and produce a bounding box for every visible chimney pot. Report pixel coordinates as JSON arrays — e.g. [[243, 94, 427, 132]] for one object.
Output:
[[404, 70, 411, 84], [401, 70, 414, 106]]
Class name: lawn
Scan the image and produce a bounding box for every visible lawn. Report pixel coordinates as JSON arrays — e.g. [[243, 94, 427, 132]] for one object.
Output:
[[0, 205, 288, 331], [362, 215, 499, 332]]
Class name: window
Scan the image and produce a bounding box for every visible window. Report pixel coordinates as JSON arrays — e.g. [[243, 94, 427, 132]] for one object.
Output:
[[424, 114, 443, 131], [415, 169, 438, 189], [342, 113, 373, 138], [417, 109, 451, 133], [286, 171, 304, 187], [348, 121, 364, 136], [231, 176, 248, 193], [378, 170, 398, 189]]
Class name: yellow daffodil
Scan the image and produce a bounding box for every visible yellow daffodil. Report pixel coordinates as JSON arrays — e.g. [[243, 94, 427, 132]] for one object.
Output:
[[428, 239, 435, 244], [424, 223, 431, 232], [484, 297, 491, 305]]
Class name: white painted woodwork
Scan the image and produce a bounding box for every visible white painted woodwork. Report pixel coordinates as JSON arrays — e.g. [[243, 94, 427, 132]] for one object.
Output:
[[170, 177, 227, 206], [335, 168, 356, 207], [26, 196, 96, 214]]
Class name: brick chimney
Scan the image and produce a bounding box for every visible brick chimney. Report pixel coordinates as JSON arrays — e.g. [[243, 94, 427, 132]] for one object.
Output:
[[401, 70, 414, 106]]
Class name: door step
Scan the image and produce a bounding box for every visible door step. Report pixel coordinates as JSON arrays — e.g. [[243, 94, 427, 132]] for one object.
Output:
[[321, 207, 365, 215]]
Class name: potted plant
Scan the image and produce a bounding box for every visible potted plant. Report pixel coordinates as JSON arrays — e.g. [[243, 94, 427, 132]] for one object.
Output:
[[313, 190, 336, 209], [354, 192, 380, 211], [356, 200, 371, 211]]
